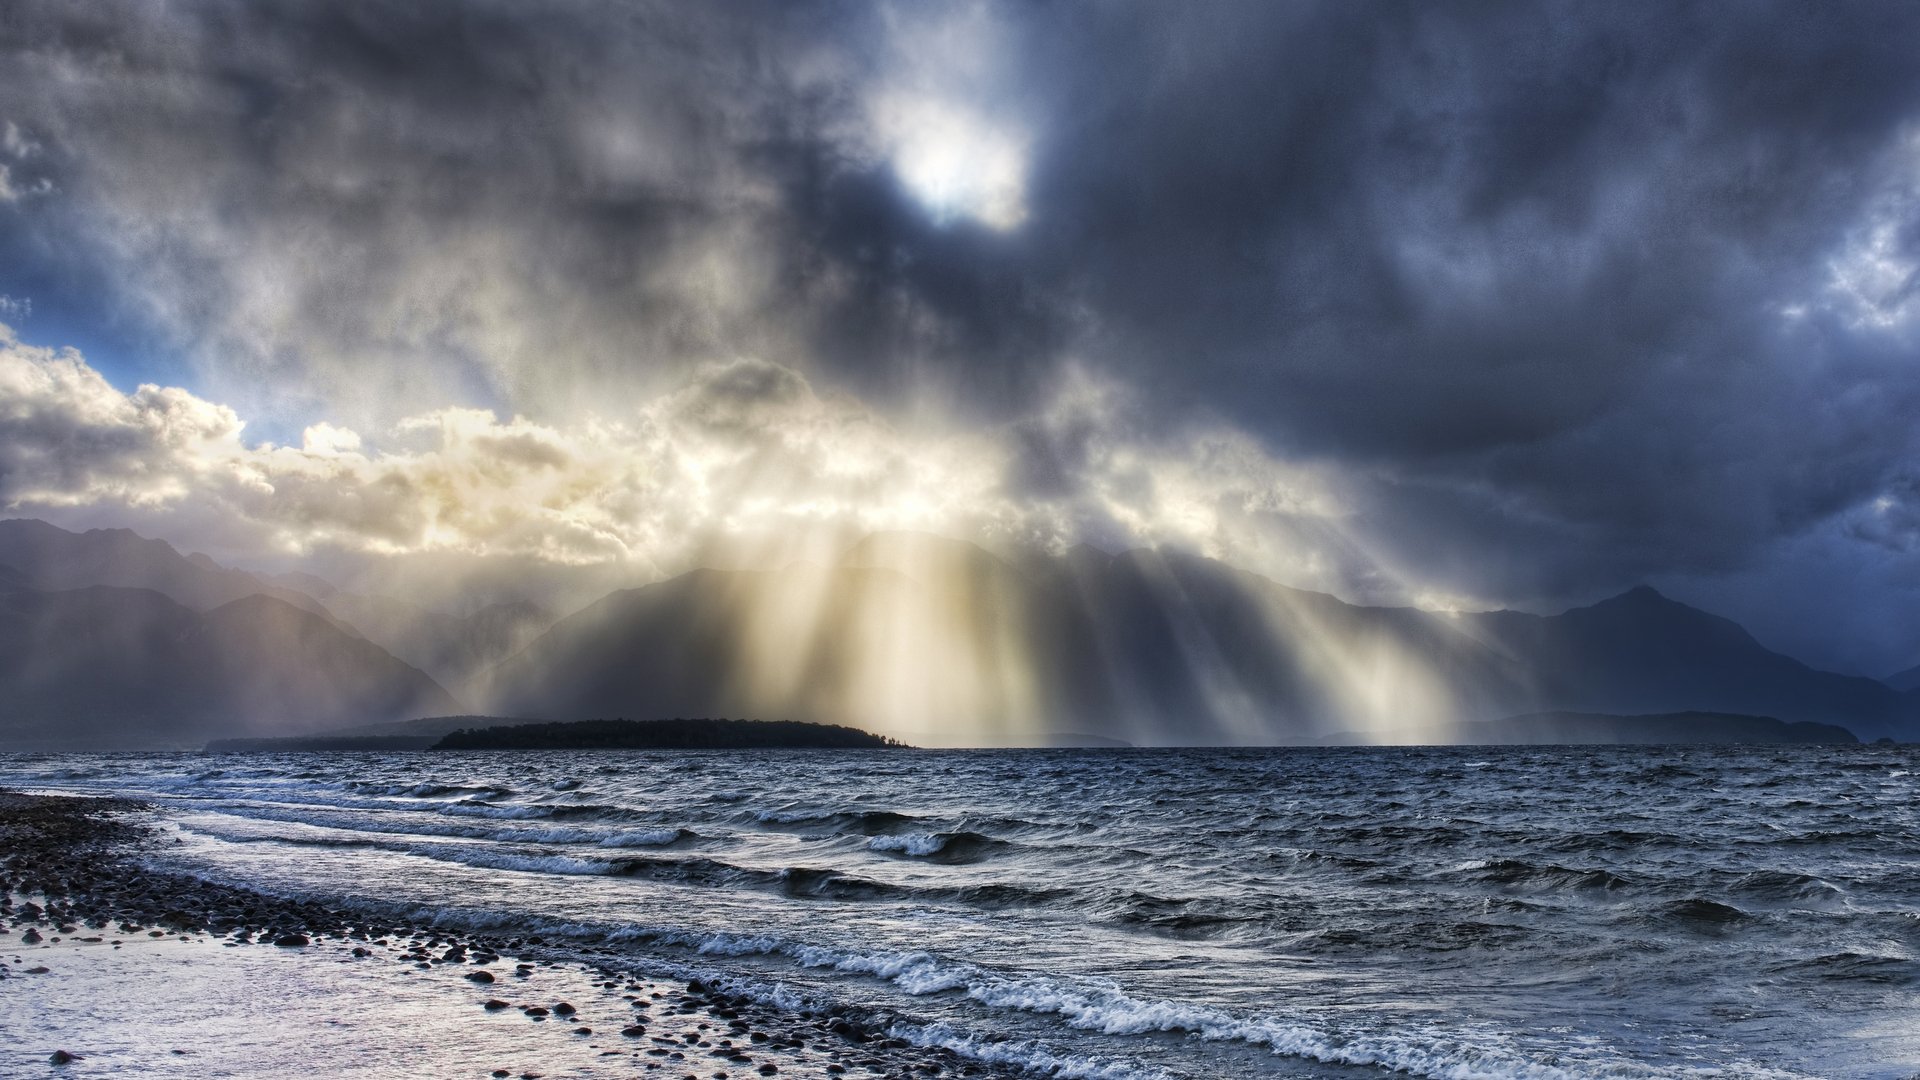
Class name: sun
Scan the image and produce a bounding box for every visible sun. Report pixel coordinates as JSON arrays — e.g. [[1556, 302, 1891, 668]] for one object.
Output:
[[880, 96, 1029, 231]]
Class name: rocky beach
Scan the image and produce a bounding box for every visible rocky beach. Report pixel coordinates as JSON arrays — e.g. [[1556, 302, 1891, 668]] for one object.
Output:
[[1, 790, 1016, 1078], [6, 747, 1916, 1079]]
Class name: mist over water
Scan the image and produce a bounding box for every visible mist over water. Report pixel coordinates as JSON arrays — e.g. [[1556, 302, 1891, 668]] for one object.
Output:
[[7, 746, 1918, 1078]]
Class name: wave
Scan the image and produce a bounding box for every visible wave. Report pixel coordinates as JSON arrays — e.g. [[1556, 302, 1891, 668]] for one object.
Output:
[[1650, 898, 1752, 927], [171, 801, 698, 851], [773, 866, 1067, 908], [417, 847, 626, 877], [438, 799, 643, 822], [138, 865, 1814, 1080], [343, 780, 511, 799], [599, 827, 693, 848], [884, 1020, 1169, 1080], [1104, 891, 1266, 937], [1456, 859, 1634, 891], [652, 934, 1782, 1080], [1727, 871, 1848, 905], [866, 830, 1009, 863], [177, 816, 1060, 909], [753, 807, 921, 834], [1785, 952, 1920, 984], [234, 829, 1061, 909]]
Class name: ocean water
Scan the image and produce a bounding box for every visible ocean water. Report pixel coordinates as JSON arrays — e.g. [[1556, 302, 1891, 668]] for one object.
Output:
[[5, 745, 1918, 1079]]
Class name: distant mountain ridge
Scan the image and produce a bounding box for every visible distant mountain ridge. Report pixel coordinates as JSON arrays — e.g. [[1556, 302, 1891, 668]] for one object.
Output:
[[0, 519, 564, 748], [273, 581, 553, 697], [0, 583, 459, 749], [1451, 710, 1857, 746], [434, 718, 903, 750], [1450, 586, 1915, 741], [1, 519, 1915, 747], [489, 533, 1919, 744], [0, 519, 342, 623]]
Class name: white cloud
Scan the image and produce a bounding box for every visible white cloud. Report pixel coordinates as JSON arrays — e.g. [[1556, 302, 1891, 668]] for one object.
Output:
[[1825, 128, 1920, 330], [2, 121, 39, 159], [0, 123, 52, 203], [0, 323, 243, 506], [0, 323, 1394, 596]]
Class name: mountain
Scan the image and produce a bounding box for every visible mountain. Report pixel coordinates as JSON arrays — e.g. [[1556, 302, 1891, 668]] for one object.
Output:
[[0, 518, 341, 623], [3, 519, 1912, 747], [1027, 545, 1528, 743], [487, 565, 885, 729], [1885, 664, 1920, 693], [0, 520, 548, 699], [486, 534, 1919, 745], [1448, 711, 1857, 746], [433, 717, 903, 750], [0, 584, 461, 750], [295, 588, 553, 695], [1453, 586, 1916, 741]]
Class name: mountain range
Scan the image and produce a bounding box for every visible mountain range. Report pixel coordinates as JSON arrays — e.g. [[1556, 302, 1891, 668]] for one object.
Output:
[[0, 518, 1913, 748], [263, 572, 552, 698], [488, 534, 1920, 745]]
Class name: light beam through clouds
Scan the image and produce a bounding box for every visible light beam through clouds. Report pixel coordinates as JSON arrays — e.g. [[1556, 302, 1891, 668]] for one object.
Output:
[[7, 0, 1920, 674], [0, 320, 1394, 605]]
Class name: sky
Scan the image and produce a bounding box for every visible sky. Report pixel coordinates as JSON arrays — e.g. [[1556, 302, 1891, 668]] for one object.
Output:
[[2, 1, 1920, 675]]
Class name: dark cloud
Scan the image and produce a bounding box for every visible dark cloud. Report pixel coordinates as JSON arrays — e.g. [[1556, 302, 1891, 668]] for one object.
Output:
[[3, 1, 1920, 667]]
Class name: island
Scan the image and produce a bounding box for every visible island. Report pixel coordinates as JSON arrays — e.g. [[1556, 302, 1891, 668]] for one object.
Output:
[[430, 717, 907, 750]]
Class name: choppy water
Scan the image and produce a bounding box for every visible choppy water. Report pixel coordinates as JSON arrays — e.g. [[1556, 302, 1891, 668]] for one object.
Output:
[[5, 745, 1918, 1079]]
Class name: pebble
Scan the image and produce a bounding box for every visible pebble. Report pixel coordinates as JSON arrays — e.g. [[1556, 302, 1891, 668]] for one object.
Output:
[[0, 789, 1021, 1080]]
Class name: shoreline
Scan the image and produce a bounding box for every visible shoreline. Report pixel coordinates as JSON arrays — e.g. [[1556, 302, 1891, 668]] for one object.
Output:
[[0, 790, 1016, 1078]]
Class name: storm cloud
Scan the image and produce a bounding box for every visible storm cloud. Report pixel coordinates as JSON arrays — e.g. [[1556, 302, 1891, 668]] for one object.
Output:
[[3, 1, 1920, 671]]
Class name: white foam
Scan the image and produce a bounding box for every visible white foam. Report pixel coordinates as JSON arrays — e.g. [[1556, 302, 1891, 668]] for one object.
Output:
[[404, 843, 623, 877], [597, 930, 1800, 1080], [438, 800, 554, 819], [886, 1020, 1168, 1080], [754, 808, 825, 824], [868, 832, 948, 856]]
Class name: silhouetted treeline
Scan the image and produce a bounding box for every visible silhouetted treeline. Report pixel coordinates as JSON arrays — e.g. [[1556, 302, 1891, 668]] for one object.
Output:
[[431, 717, 906, 750]]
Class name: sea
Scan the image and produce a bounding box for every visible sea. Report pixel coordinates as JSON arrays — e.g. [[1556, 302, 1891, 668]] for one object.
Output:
[[5, 745, 1917, 1079]]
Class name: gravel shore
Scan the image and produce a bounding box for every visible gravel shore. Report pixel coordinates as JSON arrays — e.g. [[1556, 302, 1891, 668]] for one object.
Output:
[[1, 790, 1021, 1078]]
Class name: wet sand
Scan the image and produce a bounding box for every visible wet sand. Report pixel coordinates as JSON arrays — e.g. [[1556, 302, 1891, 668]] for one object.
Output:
[[1, 791, 1016, 1078]]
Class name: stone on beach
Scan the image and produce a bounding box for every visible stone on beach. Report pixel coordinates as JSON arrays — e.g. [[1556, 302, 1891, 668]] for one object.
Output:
[[0, 788, 1019, 1080]]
